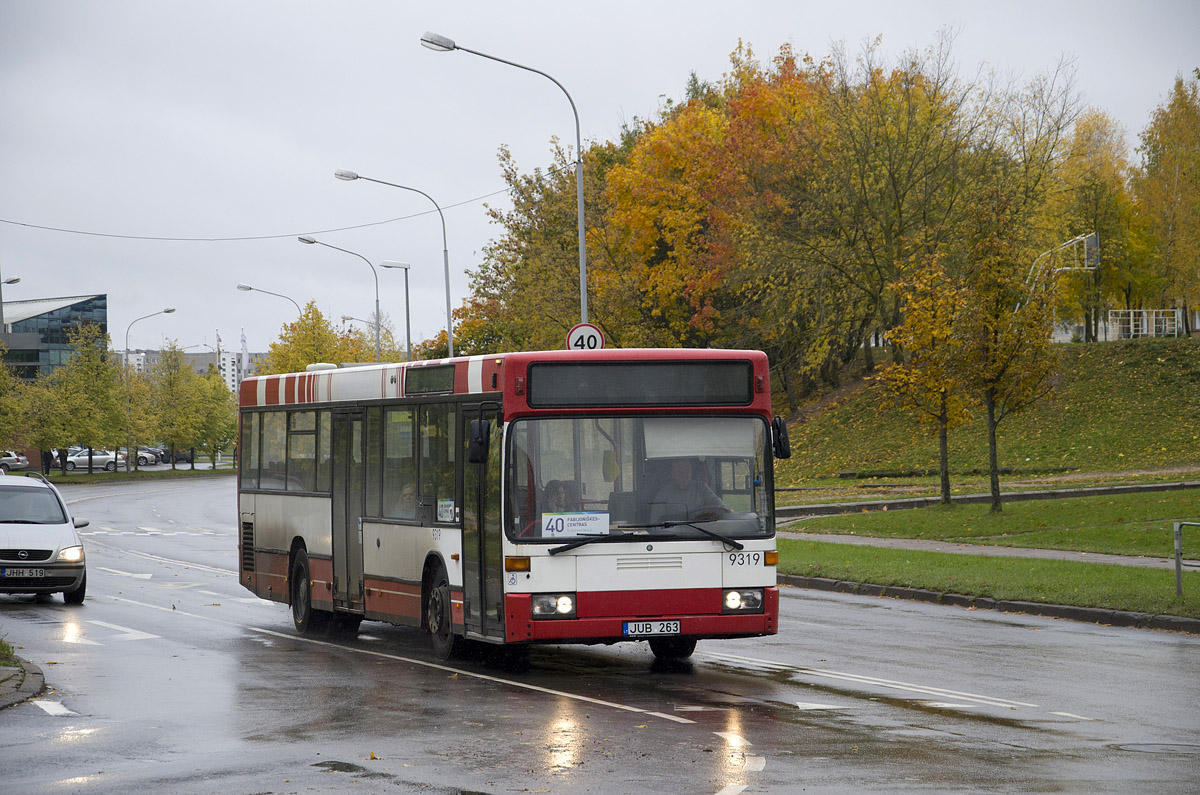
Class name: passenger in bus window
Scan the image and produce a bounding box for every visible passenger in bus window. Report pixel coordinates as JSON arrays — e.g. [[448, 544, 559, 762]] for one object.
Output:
[[398, 483, 416, 517], [543, 480, 567, 513], [650, 459, 729, 523]]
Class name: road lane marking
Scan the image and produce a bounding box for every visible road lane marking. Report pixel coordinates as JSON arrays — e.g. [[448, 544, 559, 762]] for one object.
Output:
[[714, 787, 747, 795], [34, 700, 78, 716], [743, 756, 766, 772], [96, 567, 153, 579], [119, 550, 236, 576], [107, 595, 695, 725], [699, 649, 1038, 710], [795, 702, 857, 710], [87, 620, 160, 641], [1049, 712, 1099, 721]]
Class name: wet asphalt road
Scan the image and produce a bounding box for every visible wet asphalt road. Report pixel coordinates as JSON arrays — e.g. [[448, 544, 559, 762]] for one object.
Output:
[[0, 478, 1197, 793]]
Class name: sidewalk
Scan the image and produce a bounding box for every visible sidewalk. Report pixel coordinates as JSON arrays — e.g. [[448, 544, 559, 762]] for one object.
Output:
[[0, 655, 44, 711], [777, 529, 1200, 634]]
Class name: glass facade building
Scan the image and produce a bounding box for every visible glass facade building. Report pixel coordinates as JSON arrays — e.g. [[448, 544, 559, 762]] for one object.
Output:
[[1, 295, 108, 380]]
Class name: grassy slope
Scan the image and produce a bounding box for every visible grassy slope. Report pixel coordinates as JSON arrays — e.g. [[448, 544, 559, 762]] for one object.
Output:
[[775, 337, 1200, 482]]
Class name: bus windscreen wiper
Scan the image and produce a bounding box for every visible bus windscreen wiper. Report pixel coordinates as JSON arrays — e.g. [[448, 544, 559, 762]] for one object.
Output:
[[548, 521, 745, 555], [548, 531, 648, 556], [660, 520, 745, 551]]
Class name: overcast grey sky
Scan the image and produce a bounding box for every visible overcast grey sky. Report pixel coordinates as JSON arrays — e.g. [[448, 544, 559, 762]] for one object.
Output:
[[1, 0, 1197, 355]]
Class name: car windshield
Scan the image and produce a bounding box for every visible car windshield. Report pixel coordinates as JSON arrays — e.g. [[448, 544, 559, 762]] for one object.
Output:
[[506, 415, 773, 543], [0, 486, 67, 524]]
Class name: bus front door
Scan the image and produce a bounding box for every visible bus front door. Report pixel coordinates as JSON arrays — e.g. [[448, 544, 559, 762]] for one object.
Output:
[[331, 410, 365, 613], [462, 407, 504, 639]]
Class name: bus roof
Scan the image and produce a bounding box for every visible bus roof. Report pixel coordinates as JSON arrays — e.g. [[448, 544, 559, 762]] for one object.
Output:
[[239, 348, 770, 410]]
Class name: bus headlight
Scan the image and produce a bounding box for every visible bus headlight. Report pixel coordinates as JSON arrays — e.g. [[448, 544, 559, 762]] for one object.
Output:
[[531, 593, 576, 619], [57, 545, 85, 563], [723, 588, 763, 613]]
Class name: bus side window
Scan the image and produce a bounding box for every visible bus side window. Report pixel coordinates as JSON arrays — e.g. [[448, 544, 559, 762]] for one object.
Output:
[[420, 404, 457, 522], [383, 408, 417, 520]]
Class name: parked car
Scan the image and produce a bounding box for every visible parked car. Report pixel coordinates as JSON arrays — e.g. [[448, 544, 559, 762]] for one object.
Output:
[[118, 447, 162, 466], [0, 472, 88, 603], [160, 448, 192, 464], [0, 451, 30, 473], [60, 449, 126, 472]]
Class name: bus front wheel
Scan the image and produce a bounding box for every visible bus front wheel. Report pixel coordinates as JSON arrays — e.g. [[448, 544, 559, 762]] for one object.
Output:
[[291, 549, 329, 635], [649, 637, 697, 661], [426, 567, 464, 660]]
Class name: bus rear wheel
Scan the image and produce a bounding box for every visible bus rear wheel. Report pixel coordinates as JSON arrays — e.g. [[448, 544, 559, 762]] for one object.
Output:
[[426, 567, 463, 660], [291, 549, 329, 635], [649, 637, 697, 661]]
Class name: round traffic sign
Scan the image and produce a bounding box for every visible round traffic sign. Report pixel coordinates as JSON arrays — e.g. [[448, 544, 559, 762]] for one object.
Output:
[[566, 323, 604, 351]]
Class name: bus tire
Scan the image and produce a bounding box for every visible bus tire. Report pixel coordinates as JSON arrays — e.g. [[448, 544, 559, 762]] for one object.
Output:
[[291, 549, 329, 635], [426, 566, 463, 660], [649, 637, 697, 660]]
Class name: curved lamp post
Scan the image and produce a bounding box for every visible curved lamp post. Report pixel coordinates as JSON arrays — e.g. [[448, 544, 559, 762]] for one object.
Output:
[[297, 236, 380, 362], [334, 171, 453, 357], [125, 307, 176, 472], [236, 282, 302, 314], [0, 271, 19, 332], [419, 30, 587, 326]]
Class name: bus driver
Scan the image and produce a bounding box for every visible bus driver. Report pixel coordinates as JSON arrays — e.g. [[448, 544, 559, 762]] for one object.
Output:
[[650, 459, 729, 523]]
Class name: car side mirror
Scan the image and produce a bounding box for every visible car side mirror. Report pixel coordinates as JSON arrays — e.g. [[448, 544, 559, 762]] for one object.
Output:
[[73, 517, 89, 529]]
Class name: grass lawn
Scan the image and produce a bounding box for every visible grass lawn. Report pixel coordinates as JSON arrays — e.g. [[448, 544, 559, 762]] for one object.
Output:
[[791, 488, 1200, 558], [778, 539, 1200, 620]]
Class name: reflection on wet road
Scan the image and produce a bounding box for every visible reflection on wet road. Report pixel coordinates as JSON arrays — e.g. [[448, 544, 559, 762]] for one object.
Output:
[[0, 479, 1197, 793]]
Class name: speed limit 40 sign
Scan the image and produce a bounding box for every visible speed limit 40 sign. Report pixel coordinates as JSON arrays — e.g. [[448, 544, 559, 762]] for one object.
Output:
[[566, 323, 605, 351]]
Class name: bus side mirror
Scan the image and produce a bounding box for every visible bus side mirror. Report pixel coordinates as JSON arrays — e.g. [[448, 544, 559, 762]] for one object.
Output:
[[772, 416, 791, 459], [467, 419, 490, 464]]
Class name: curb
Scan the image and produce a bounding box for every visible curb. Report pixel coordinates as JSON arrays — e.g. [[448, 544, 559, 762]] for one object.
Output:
[[779, 574, 1200, 635], [777, 480, 1200, 519], [0, 656, 45, 710]]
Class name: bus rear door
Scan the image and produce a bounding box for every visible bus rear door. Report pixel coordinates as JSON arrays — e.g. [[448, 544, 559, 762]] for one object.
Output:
[[331, 409, 365, 613]]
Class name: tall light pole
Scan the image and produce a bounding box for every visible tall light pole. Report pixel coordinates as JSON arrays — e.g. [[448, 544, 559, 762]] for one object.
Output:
[[334, 170, 454, 358], [380, 261, 412, 361], [0, 264, 19, 333], [297, 236, 381, 362], [236, 282, 302, 314], [419, 30, 588, 326], [125, 307, 176, 472]]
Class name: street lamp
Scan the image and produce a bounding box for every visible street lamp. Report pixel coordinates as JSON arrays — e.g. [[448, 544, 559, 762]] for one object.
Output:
[[379, 261, 412, 361], [334, 171, 453, 358], [125, 307, 176, 472], [0, 268, 19, 333], [236, 282, 302, 314], [297, 236, 381, 362], [419, 30, 588, 326]]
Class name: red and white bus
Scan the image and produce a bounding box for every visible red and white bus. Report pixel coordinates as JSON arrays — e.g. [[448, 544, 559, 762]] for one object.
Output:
[[237, 348, 790, 661]]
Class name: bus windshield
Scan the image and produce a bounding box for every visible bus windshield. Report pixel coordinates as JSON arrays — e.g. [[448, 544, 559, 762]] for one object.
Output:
[[506, 415, 772, 543]]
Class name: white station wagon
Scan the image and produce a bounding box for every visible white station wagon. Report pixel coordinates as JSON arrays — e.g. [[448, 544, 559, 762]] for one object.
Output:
[[0, 473, 88, 603]]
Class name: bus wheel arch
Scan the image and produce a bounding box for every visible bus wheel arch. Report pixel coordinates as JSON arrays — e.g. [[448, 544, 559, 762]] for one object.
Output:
[[423, 556, 464, 660], [290, 543, 328, 635]]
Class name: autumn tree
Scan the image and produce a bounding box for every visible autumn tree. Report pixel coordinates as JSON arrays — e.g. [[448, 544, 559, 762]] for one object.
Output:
[[152, 343, 204, 468], [259, 302, 372, 374], [1136, 72, 1200, 330], [47, 324, 125, 469], [879, 251, 973, 503], [1053, 110, 1152, 340], [0, 342, 20, 448], [194, 366, 237, 467]]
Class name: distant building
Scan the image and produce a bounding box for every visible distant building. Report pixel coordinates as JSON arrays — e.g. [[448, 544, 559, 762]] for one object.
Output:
[[0, 294, 107, 380], [122, 347, 267, 393]]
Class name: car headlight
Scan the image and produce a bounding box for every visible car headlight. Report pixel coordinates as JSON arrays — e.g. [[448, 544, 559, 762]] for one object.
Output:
[[58, 545, 85, 563], [723, 588, 763, 613], [531, 593, 576, 619]]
